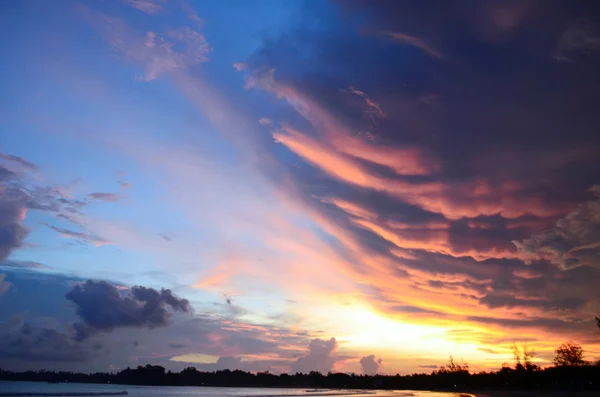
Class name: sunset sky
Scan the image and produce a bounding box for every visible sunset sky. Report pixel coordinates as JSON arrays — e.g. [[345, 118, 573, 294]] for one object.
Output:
[[1, 0, 600, 375]]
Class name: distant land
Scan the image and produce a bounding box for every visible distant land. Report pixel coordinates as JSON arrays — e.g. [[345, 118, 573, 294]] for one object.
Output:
[[1, 362, 599, 392]]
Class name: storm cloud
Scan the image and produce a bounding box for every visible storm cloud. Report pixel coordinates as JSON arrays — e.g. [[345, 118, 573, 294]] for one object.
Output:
[[239, 0, 600, 344], [0, 316, 91, 362], [66, 280, 191, 340]]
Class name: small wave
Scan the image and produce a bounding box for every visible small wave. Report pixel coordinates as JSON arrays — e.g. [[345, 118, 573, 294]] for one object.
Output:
[[0, 392, 128, 396]]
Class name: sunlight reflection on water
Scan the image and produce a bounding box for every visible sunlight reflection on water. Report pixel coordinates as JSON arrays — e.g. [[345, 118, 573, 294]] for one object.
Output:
[[0, 382, 474, 397]]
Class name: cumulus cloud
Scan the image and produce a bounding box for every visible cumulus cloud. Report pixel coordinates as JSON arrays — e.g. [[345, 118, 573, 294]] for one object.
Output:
[[514, 187, 600, 269], [360, 354, 382, 375], [66, 280, 191, 340], [291, 337, 337, 374]]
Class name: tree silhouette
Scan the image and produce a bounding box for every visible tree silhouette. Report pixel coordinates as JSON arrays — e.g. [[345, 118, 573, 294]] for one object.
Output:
[[553, 342, 586, 366], [512, 343, 537, 371], [596, 316, 599, 330]]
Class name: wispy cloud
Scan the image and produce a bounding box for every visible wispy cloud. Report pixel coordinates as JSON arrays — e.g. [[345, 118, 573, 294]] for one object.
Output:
[[43, 224, 112, 247], [384, 31, 442, 58], [93, 13, 212, 82], [1, 260, 45, 269], [0, 151, 39, 173], [122, 0, 166, 15], [87, 192, 125, 202], [344, 86, 386, 121]]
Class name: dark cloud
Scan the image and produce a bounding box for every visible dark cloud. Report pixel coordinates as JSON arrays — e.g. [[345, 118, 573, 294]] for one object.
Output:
[[360, 354, 382, 375], [66, 280, 191, 340], [0, 316, 91, 362], [291, 338, 337, 374], [241, 0, 600, 340]]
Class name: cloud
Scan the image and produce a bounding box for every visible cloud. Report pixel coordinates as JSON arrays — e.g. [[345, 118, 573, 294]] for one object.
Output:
[[0, 273, 11, 295], [0, 187, 29, 263], [0, 316, 91, 362], [513, 187, 600, 269], [384, 31, 442, 58], [234, 0, 600, 356], [87, 192, 125, 202], [0, 152, 39, 173], [17, 0, 598, 373], [291, 338, 337, 374], [344, 86, 386, 121], [43, 224, 112, 247], [360, 354, 382, 375], [158, 233, 173, 242], [0, 269, 323, 372], [98, 15, 212, 82], [1, 260, 45, 269], [122, 0, 165, 15], [555, 18, 600, 61], [66, 280, 191, 340], [233, 63, 247, 71]]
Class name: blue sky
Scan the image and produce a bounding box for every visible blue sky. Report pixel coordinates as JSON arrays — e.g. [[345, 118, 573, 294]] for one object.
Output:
[[1, 0, 600, 374]]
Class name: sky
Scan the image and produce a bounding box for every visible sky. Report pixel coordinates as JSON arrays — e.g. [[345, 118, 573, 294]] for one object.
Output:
[[1, 0, 600, 375]]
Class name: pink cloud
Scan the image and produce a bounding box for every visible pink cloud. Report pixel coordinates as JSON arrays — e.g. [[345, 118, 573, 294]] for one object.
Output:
[[384, 31, 443, 58]]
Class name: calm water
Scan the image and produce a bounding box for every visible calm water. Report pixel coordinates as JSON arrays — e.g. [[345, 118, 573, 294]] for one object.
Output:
[[0, 382, 473, 397]]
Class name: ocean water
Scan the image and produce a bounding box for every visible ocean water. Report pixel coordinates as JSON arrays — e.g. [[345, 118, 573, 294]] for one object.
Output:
[[0, 382, 473, 397]]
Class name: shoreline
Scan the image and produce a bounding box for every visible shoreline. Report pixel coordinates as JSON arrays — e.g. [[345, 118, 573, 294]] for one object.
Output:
[[2, 381, 599, 396], [472, 392, 600, 397]]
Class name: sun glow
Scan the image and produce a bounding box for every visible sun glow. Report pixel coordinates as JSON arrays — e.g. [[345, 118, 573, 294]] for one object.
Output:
[[319, 304, 487, 360]]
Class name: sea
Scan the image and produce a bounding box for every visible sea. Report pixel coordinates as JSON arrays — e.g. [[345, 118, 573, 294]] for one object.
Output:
[[0, 382, 474, 397]]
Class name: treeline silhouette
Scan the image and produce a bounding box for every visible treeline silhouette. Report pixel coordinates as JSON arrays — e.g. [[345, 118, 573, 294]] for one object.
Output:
[[1, 361, 599, 391]]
